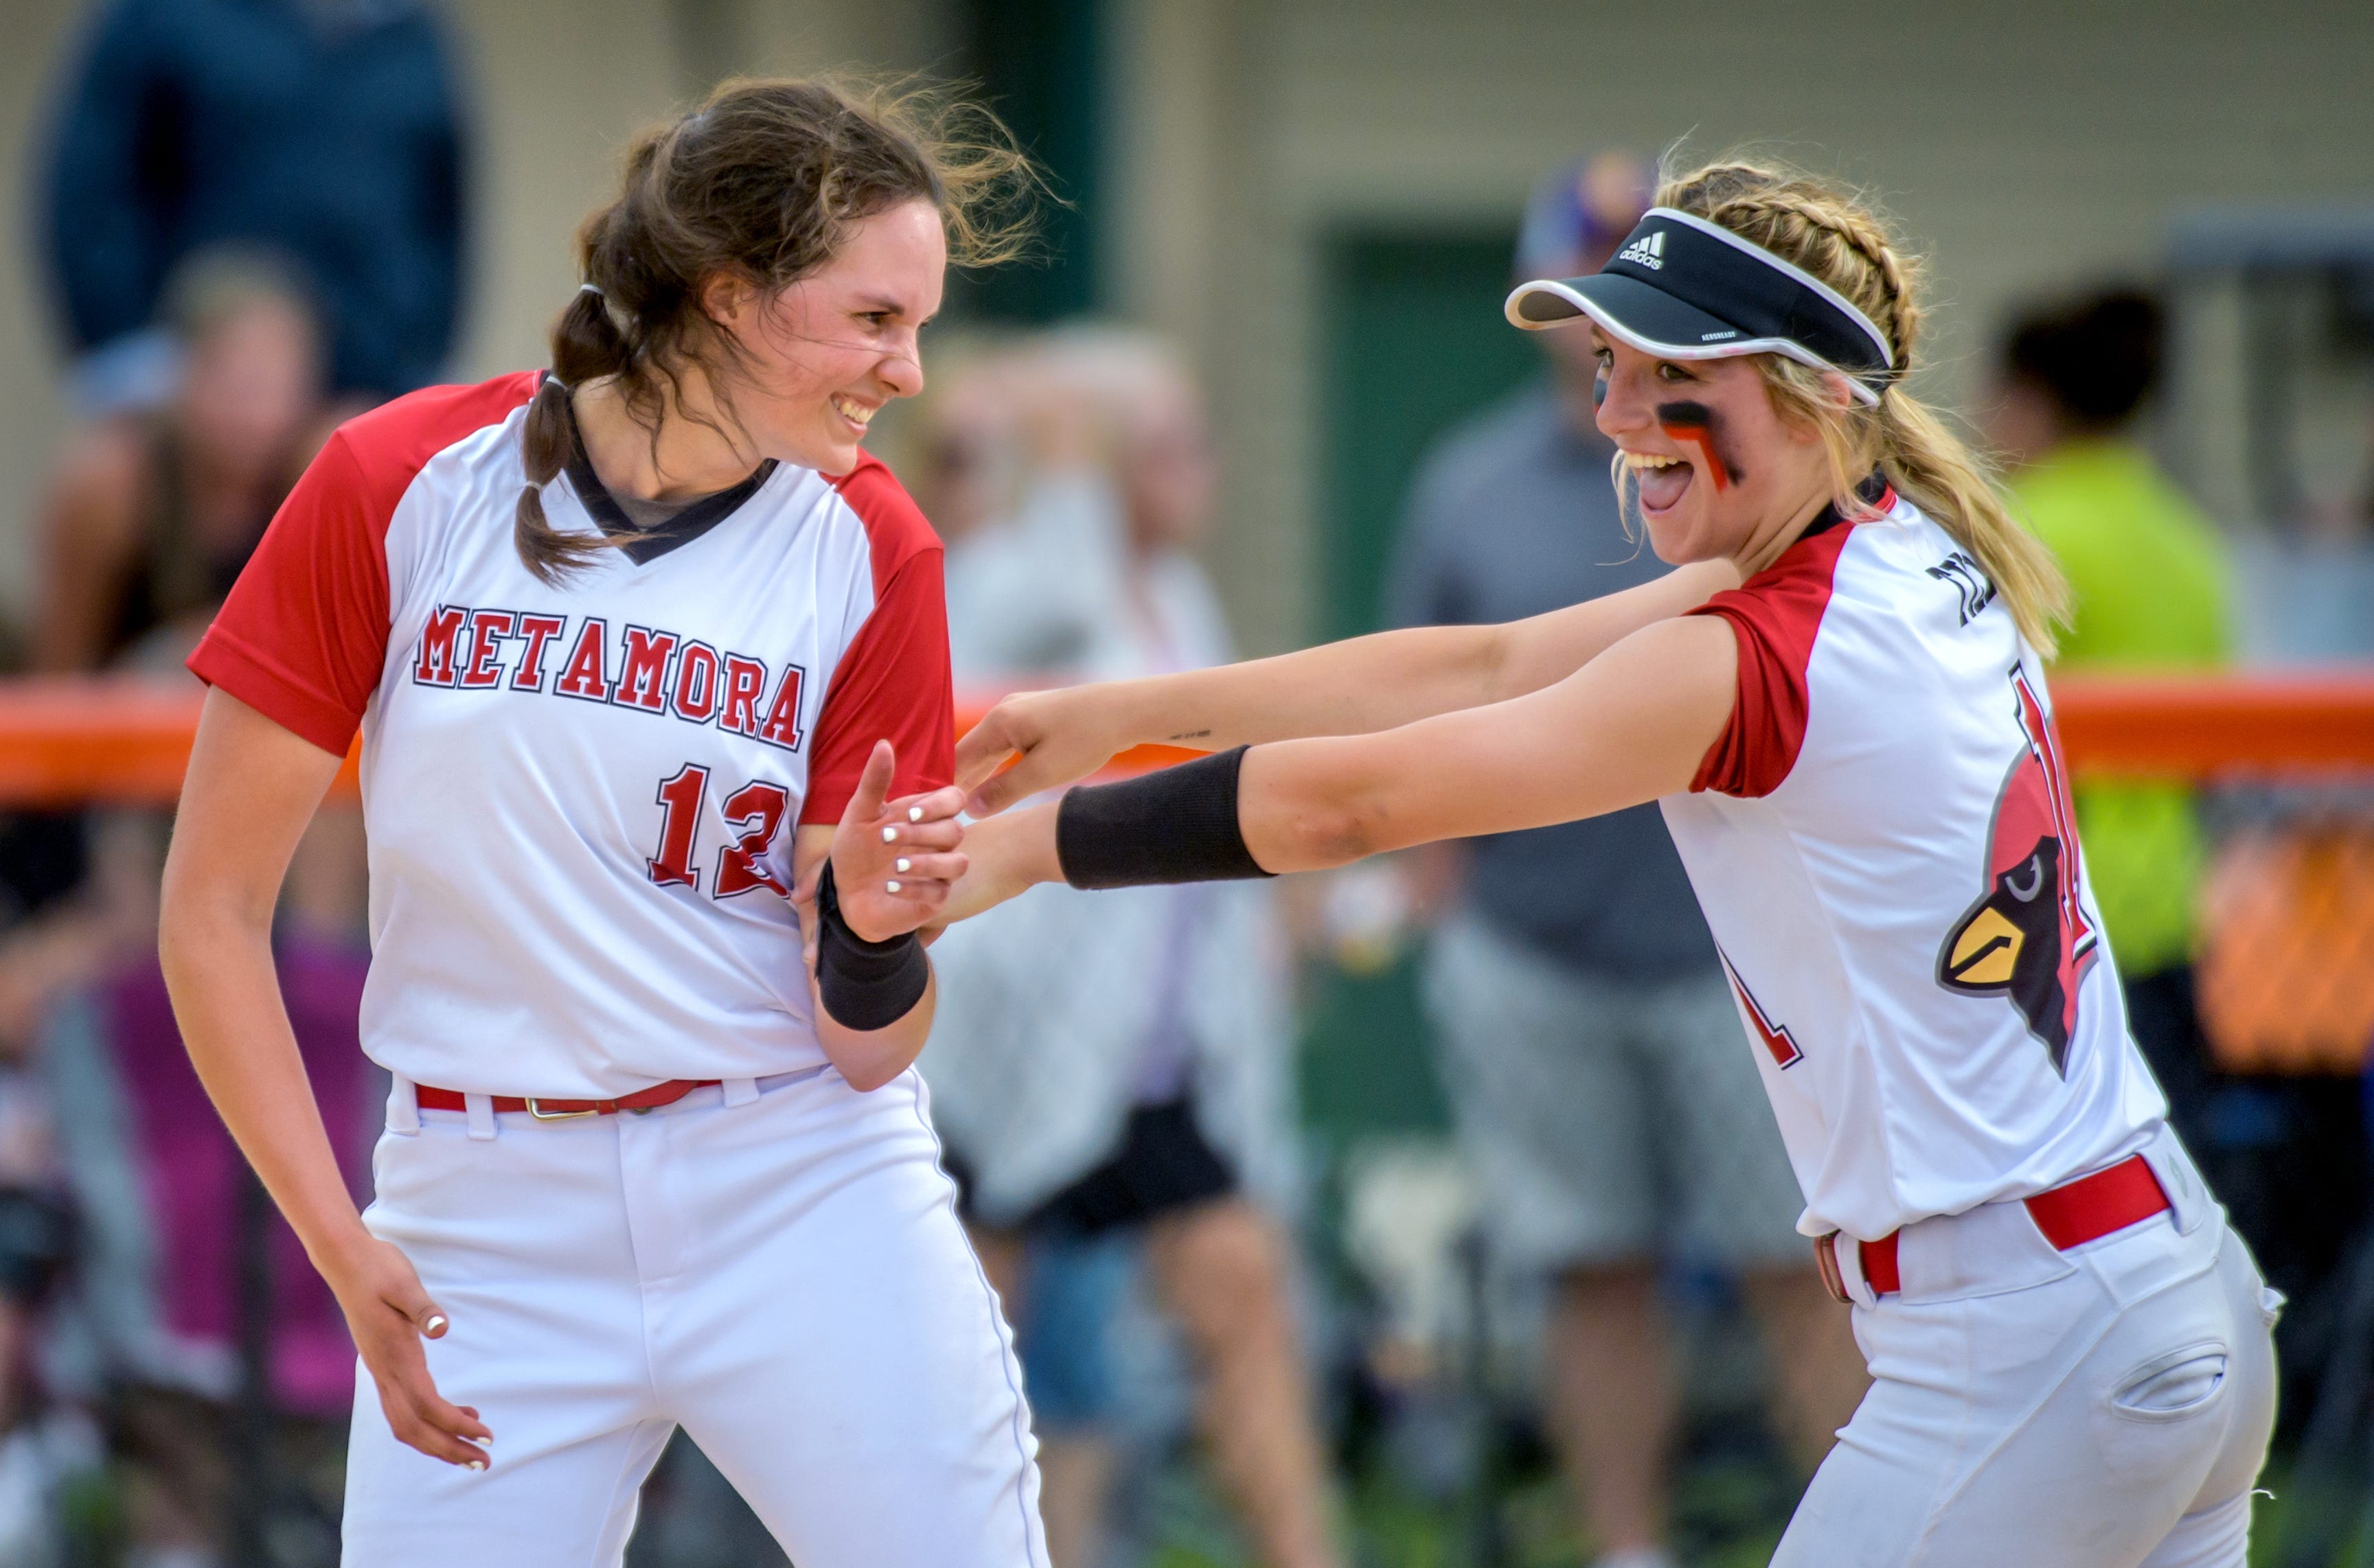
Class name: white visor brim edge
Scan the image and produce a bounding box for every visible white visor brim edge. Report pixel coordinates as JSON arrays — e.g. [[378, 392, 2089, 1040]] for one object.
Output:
[[1503, 279, 1884, 407]]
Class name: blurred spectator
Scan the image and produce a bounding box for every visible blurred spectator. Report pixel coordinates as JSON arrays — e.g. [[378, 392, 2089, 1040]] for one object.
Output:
[[10, 234, 361, 1563], [42, 937, 369, 1568], [1986, 289, 2235, 1146], [1382, 154, 1864, 1568], [38, 0, 467, 410], [0, 1042, 87, 1567], [33, 249, 330, 675], [31, 719, 369, 1567], [889, 332, 1029, 549], [0, 249, 334, 1114], [922, 332, 1340, 1568]]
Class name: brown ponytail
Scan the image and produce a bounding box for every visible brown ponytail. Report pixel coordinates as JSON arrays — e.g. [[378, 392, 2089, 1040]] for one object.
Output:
[[1655, 157, 2073, 655], [515, 76, 1038, 584]]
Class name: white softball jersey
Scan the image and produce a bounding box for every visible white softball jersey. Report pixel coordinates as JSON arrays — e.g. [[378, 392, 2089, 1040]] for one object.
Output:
[[1664, 484, 2168, 1244], [189, 371, 956, 1098]]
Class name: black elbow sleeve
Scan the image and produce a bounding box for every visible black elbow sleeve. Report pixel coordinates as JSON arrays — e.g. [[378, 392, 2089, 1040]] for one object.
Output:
[[814, 862, 931, 1031], [1054, 746, 1276, 890]]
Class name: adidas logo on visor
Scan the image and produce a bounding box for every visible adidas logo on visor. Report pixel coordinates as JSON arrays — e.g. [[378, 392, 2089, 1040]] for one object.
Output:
[[1617, 230, 1666, 270]]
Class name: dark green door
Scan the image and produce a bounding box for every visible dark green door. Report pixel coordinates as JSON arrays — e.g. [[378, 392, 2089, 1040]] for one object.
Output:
[[1319, 229, 1542, 641], [1301, 228, 1540, 1150], [955, 0, 1104, 324]]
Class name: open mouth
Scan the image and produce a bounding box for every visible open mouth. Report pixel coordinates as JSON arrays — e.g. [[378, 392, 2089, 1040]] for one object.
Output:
[[1621, 449, 1693, 514], [830, 393, 877, 434]]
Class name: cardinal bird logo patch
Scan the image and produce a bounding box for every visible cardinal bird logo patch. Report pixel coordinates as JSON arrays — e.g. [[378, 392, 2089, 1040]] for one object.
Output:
[[1936, 668, 2098, 1074]]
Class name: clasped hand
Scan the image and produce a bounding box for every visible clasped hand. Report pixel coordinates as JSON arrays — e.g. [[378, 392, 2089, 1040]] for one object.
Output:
[[797, 738, 970, 949]]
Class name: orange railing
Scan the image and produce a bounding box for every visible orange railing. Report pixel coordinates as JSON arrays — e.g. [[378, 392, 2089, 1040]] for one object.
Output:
[[0, 673, 2364, 806], [2048, 673, 2374, 778], [0, 681, 1223, 806], [2, 672, 2367, 1070], [0, 669, 2364, 801]]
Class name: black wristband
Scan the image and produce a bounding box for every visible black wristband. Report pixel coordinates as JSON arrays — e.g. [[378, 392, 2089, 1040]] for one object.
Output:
[[1055, 745, 1275, 890], [814, 862, 931, 1031]]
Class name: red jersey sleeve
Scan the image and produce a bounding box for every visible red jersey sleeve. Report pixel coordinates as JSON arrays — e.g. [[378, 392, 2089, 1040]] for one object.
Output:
[[187, 430, 393, 757], [1685, 524, 1853, 798], [187, 373, 539, 757], [801, 461, 956, 823]]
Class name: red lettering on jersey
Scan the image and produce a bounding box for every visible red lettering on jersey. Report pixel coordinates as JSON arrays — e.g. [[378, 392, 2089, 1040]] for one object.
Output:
[[2011, 668, 2096, 972], [719, 655, 767, 737], [411, 606, 467, 687], [510, 614, 567, 691], [459, 610, 515, 688], [671, 641, 721, 724], [757, 665, 806, 751], [1720, 949, 1803, 1068], [615, 625, 680, 713], [715, 780, 792, 898], [556, 617, 613, 702], [647, 763, 707, 891]]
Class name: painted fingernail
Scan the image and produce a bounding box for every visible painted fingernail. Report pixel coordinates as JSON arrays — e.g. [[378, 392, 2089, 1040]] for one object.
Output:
[[467, 1459, 487, 1473], [909, 805, 924, 822], [882, 826, 898, 843], [895, 858, 911, 873], [885, 879, 902, 894], [424, 1315, 446, 1335]]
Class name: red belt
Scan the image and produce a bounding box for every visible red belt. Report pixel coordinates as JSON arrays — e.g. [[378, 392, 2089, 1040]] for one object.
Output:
[[413, 1079, 717, 1120], [1818, 1153, 2171, 1304]]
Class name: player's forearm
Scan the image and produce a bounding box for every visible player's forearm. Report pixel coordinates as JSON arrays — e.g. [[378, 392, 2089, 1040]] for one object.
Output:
[[812, 971, 937, 1092], [936, 803, 1063, 927], [162, 695, 366, 1279], [1087, 622, 1514, 753], [159, 890, 376, 1280], [953, 649, 1692, 896], [1485, 558, 1739, 702], [1086, 560, 1735, 754], [1235, 616, 1735, 873]]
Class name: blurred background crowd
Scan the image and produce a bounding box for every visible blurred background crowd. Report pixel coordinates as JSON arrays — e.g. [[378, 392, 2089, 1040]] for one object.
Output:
[[0, 1, 2366, 1565]]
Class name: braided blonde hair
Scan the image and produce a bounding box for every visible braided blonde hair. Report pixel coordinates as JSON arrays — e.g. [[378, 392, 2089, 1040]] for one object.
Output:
[[1658, 157, 2070, 654]]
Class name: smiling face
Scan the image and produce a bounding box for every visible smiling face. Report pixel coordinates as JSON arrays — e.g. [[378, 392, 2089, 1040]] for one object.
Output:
[[1588, 330, 1837, 566], [705, 198, 948, 475]]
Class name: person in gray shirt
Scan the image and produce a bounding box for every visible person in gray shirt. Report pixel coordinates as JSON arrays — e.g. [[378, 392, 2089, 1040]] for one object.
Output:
[[1383, 154, 1863, 1568]]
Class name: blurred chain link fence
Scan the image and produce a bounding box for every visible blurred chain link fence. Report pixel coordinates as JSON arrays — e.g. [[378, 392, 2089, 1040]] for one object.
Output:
[[2198, 787, 2374, 1074]]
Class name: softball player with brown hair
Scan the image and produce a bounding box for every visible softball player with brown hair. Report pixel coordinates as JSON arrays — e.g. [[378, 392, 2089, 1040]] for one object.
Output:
[[158, 80, 1047, 1566], [950, 157, 2279, 1565]]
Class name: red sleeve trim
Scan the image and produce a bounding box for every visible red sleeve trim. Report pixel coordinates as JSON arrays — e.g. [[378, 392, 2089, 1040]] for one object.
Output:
[[801, 457, 955, 822], [830, 452, 943, 592], [186, 373, 540, 756], [1685, 523, 1856, 797], [190, 620, 375, 757]]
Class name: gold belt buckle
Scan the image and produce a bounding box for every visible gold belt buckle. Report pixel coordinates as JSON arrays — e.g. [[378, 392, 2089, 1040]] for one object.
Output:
[[1814, 1232, 1852, 1305], [525, 1097, 600, 1121]]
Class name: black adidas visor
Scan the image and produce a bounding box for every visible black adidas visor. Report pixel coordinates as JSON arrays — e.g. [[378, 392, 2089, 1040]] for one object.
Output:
[[1505, 207, 1893, 406]]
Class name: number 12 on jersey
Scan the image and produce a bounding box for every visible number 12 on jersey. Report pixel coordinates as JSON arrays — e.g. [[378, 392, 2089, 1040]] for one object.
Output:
[[648, 764, 792, 899]]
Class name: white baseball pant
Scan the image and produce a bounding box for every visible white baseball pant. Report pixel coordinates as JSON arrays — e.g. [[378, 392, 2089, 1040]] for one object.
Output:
[[341, 1068, 1047, 1567], [1774, 1130, 2279, 1567]]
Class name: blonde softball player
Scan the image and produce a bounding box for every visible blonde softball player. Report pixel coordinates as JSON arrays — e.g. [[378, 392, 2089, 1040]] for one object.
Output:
[[158, 81, 1046, 1566], [949, 158, 2279, 1566]]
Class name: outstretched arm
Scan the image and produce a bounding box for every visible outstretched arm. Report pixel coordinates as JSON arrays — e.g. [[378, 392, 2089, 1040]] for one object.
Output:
[[1237, 615, 1733, 866], [941, 614, 1736, 919], [957, 559, 1735, 814]]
